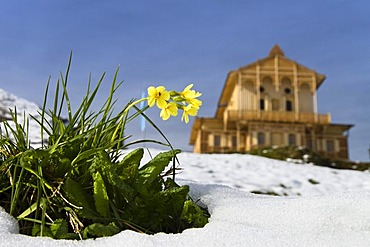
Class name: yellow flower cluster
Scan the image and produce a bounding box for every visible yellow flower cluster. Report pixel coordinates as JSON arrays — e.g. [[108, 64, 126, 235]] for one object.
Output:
[[147, 84, 202, 123]]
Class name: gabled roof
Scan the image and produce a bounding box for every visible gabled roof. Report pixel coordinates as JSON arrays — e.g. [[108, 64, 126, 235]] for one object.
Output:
[[215, 45, 326, 118], [269, 44, 285, 56]]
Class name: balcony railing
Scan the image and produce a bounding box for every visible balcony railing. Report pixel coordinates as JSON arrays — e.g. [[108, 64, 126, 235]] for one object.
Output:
[[225, 110, 331, 124]]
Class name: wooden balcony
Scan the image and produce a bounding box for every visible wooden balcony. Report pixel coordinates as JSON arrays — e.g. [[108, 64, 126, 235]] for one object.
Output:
[[225, 110, 331, 124]]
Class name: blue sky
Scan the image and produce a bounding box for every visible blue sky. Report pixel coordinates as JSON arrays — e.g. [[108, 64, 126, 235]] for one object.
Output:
[[0, 0, 369, 161]]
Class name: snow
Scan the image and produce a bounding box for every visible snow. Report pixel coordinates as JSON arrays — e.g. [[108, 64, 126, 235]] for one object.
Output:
[[140, 149, 370, 196], [0, 88, 44, 145], [2, 149, 370, 246], [0, 89, 40, 117], [2, 88, 370, 246]]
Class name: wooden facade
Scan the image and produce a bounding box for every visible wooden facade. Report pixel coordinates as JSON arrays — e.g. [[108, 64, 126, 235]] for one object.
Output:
[[189, 45, 353, 159]]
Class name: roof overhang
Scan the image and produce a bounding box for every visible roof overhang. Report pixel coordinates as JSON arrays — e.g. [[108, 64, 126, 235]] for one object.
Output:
[[215, 71, 238, 118]]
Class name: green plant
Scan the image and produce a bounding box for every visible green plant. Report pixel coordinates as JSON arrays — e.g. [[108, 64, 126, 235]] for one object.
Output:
[[0, 55, 209, 239]]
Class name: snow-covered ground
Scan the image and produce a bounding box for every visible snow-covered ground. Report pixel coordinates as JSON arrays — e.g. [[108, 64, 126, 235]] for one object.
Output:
[[140, 149, 370, 197], [0, 88, 44, 145], [2, 149, 370, 247], [0, 89, 40, 118], [2, 88, 370, 246]]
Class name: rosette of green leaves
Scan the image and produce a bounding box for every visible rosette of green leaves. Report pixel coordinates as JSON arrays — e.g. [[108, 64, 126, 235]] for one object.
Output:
[[0, 54, 209, 239]]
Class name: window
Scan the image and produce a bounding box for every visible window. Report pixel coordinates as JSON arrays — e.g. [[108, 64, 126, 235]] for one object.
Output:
[[286, 100, 293, 111], [263, 76, 273, 84], [259, 86, 265, 93], [271, 133, 281, 145], [288, 134, 296, 145], [232, 136, 237, 149], [272, 99, 279, 111], [326, 140, 335, 152], [260, 99, 265, 110], [307, 140, 313, 150], [214, 135, 221, 147], [257, 132, 265, 145], [284, 88, 291, 94]]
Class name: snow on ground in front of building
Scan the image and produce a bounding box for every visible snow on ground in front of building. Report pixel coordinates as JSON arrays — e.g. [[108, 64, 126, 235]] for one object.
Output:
[[138, 148, 370, 196], [2, 149, 370, 246]]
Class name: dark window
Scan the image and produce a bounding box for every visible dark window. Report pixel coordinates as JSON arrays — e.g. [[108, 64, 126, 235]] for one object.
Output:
[[257, 132, 265, 145], [288, 134, 296, 145], [260, 99, 265, 110], [307, 140, 313, 150], [284, 88, 291, 94], [286, 100, 293, 111], [326, 140, 335, 152], [232, 136, 237, 148], [214, 135, 221, 147], [259, 86, 265, 93]]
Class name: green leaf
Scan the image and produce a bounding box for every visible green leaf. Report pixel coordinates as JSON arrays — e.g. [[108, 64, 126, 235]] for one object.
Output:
[[62, 177, 97, 219], [93, 171, 110, 217], [90, 151, 134, 203], [50, 219, 69, 239], [117, 148, 144, 172], [117, 148, 143, 188], [138, 149, 180, 187], [82, 222, 120, 238], [181, 200, 209, 228], [32, 224, 53, 238], [115, 148, 143, 184], [71, 147, 107, 166], [104, 167, 134, 203], [159, 184, 189, 214], [17, 202, 38, 219]]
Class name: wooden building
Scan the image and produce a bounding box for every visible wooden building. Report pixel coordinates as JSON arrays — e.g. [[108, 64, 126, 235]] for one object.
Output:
[[189, 45, 353, 159]]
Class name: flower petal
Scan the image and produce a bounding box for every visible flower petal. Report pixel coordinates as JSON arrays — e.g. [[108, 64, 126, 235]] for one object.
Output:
[[156, 98, 168, 109], [181, 111, 189, 123], [189, 98, 202, 108], [156, 86, 166, 92], [160, 108, 171, 120], [187, 107, 198, 116], [148, 86, 156, 96], [183, 84, 193, 92], [148, 97, 156, 107], [161, 90, 170, 101], [168, 103, 178, 116]]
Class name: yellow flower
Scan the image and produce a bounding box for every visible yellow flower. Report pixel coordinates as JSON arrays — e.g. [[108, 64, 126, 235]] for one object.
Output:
[[160, 102, 178, 120], [147, 86, 170, 109], [180, 84, 202, 101], [188, 98, 202, 109], [181, 104, 198, 123]]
